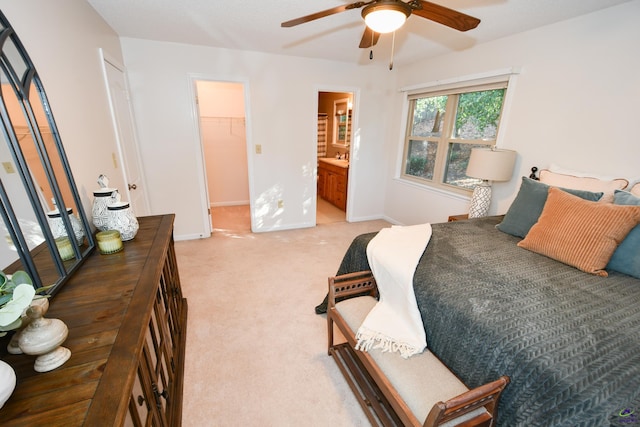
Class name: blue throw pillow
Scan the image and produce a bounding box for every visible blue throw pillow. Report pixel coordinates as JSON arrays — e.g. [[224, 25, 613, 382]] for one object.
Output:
[[607, 190, 640, 278], [497, 177, 604, 238]]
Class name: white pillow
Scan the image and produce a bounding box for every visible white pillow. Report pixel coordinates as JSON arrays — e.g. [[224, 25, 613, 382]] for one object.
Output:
[[547, 164, 619, 181], [631, 182, 640, 197], [539, 169, 628, 203]]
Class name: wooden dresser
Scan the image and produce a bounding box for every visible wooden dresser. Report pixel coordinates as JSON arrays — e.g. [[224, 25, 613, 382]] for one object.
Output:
[[0, 214, 187, 426]]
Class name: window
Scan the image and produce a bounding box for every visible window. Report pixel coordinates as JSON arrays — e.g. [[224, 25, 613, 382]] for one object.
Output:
[[333, 98, 352, 147], [401, 82, 508, 193]]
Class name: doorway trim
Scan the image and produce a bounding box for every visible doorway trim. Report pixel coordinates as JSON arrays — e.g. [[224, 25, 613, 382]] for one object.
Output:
[[188, 73, 254, 234], [315, 85, 360, 224], [98, 48, 151, 216]]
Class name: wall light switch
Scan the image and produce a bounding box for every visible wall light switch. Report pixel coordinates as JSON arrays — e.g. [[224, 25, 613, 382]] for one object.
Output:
[[255, 144, 262, 154], [2, 162, 15, 174], [112, 152, 118, 169]]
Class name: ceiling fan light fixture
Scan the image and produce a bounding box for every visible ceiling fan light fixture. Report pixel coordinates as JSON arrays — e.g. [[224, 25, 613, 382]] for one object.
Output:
[[362, 2, 411, 34]]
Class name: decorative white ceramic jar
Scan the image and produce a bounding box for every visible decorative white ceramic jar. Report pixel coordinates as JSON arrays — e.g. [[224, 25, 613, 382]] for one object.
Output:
[[107, 201, 139, 241], [92, 188, 118, 231], [0, 360, 16, 409], [47, 207, 85, 245]]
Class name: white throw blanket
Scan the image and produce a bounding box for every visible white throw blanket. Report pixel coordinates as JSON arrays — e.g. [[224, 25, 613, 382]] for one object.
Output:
[[355, 223, 432, 358]]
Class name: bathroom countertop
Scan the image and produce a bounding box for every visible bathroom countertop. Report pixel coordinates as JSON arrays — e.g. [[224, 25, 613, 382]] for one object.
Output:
[[319, 158, 349, 168]]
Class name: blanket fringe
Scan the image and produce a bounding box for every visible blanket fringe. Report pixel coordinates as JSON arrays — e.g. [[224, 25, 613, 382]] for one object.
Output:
[[356, 327, 423, 359]]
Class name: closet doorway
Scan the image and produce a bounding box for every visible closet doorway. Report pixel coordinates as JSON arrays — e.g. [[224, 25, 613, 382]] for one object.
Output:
[[195, 80, 251, 233], [317, 91, 353, 224]]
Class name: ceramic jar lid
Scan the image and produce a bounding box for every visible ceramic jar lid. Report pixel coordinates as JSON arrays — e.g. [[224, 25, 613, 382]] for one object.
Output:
[[107, 201, 130, 211], [93, 187, 118, 197], [46, 207, 73, 218]]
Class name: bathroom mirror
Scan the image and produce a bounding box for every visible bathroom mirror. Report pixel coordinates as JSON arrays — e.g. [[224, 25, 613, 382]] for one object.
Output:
[[0, 11, 95, 294]]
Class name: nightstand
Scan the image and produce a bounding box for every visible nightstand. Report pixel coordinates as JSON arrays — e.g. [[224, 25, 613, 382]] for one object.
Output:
[[448, 214, 469, 222]]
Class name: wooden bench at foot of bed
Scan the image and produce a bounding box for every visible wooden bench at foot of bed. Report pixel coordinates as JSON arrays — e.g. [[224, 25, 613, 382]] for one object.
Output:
[[327, 271, 509, 427]]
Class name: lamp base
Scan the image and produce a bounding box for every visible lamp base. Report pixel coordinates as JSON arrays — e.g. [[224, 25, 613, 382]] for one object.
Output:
[[469, 183, 492, 218]]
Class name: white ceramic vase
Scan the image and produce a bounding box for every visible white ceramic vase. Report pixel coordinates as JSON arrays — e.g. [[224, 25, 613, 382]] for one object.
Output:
[[47, 207, 85, 245], [92, 187, 118, 231], [107, 201, 139, 241], [0, 360, 16, 409]]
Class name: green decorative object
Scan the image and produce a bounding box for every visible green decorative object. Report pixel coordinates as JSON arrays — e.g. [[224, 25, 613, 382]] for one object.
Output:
[[0, 270, 49, 337]]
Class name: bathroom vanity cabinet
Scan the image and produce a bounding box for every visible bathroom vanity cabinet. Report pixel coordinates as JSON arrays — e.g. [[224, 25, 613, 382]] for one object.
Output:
[[0, 214, 187, 426], [318, 159, 348, 211]]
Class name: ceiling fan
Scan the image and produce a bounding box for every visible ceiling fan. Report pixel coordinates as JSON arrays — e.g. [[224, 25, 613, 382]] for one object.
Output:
[[281, 0, 480, 49]]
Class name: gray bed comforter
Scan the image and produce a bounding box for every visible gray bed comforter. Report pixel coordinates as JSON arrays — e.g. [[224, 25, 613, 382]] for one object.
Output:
[[326, 216, 640, 426]]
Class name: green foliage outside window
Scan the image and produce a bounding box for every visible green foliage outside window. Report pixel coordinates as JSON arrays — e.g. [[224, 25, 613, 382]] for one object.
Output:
[[455, 90, 505, 139], [403, 85, 508, 191], [412, 96, 447, 137]]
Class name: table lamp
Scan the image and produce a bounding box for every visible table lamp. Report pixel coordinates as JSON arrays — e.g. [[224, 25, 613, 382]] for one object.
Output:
[[465, 147, 517, 218]]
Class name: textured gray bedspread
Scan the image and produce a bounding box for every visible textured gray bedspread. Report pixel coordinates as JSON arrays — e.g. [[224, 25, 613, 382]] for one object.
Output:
[[330, 216, 640, 426]]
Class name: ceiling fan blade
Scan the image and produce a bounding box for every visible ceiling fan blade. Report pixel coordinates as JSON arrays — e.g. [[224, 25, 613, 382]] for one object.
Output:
[[281, 2, 367, 28], [412, 1, 480, 32], [359, 27, 380, 48]]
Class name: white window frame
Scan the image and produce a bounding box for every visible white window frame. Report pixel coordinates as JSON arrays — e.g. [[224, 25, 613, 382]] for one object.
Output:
[[398, 69, 519, 196]]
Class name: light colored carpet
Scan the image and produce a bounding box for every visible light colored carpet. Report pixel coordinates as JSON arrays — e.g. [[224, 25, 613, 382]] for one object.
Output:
[[175, 217, 390, 426]]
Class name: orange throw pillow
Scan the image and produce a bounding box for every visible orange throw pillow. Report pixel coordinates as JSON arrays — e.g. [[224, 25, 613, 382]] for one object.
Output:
[[518, 187, 640, 276]]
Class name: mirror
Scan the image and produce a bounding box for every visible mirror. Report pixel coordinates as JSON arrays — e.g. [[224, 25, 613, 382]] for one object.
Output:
[[0, 11, 95, 295], [333, 98, 352, 148]]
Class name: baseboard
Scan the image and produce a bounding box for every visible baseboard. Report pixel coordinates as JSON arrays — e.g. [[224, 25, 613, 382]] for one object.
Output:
[[174, 232, 211, 241], [210, 200, 250, 207], [348, 214, 400, 225]]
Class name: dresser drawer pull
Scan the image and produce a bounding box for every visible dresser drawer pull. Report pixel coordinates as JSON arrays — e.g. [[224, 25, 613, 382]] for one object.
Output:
[[152, 383, 169, 408]]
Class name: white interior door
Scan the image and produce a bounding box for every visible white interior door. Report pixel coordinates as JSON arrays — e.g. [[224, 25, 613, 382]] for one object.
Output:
[[101, 51, 150, 217]]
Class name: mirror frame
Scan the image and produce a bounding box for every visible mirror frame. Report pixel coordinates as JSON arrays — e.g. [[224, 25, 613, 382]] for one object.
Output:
[[0, 11, 95, 295]]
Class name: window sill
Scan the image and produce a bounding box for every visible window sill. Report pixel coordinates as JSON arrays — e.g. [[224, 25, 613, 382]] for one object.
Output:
[[393, 177, 471, 202]]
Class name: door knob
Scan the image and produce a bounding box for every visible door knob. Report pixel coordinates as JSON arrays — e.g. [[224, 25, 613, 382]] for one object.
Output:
[[128, 183, 137, 190]]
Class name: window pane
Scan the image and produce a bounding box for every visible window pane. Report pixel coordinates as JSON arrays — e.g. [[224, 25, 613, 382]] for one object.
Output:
[[443, 143, 488, 189], [411, 96, 447, 137], [405, 139, 437, 180], [453, 89, 505, 140]]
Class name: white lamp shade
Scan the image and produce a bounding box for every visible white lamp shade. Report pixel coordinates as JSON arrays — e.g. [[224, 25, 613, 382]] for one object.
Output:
[[466, 148, 517, 182], [362, 3, 410, 34]]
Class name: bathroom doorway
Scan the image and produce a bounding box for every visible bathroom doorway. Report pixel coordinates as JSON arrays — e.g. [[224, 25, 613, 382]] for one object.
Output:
[[195, 80, 251, 233], [316, 91, 353, 224]]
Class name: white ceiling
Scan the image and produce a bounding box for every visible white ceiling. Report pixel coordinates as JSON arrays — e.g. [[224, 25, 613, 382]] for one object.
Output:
[[86, 0, 632, 68]]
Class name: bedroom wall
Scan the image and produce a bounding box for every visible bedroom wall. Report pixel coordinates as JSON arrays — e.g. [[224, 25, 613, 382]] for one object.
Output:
[[384, 0, 640, 225], [0, 0, 128, 219], [119, 38, 391, 238]]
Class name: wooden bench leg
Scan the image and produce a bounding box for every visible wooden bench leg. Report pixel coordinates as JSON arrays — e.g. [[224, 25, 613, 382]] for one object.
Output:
[[327, 311, 334, 356]]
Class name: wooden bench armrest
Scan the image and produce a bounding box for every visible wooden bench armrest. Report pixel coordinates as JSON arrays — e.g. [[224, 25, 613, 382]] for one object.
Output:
[[424, 375, 510, 427], [327, 270, 378, 309]]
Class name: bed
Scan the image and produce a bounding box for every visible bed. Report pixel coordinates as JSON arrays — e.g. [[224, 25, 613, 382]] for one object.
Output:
[[318, 173, 640, 426]]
